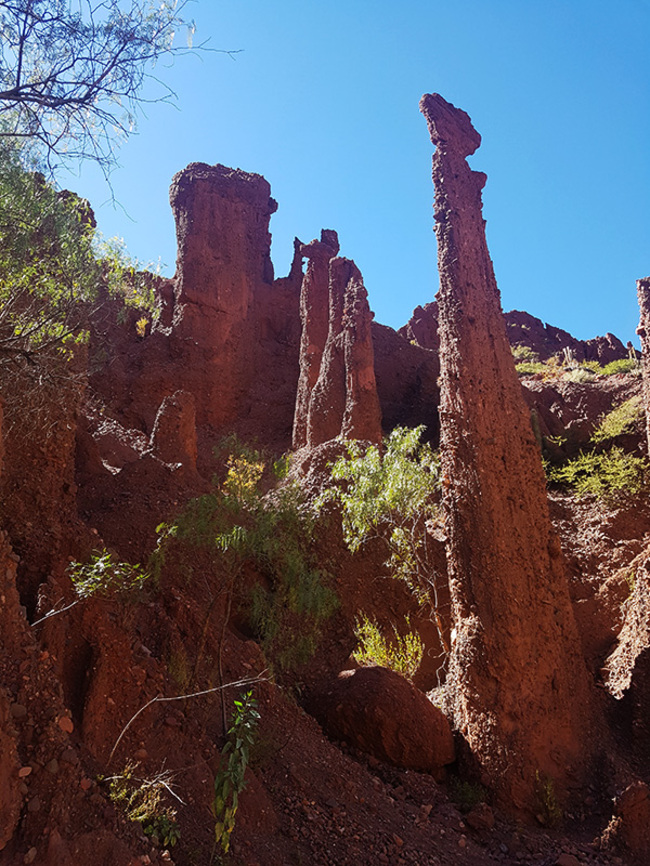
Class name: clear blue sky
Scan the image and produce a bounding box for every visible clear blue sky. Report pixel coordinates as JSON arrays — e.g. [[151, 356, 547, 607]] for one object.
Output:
[[62, 0, 649, 345]]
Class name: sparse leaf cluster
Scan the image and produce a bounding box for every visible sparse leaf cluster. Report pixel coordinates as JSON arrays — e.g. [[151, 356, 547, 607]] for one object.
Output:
[[212, 690, 260, 853]]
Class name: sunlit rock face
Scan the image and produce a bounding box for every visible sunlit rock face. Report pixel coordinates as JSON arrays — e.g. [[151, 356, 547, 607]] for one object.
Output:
[[421, 91, 592, 815]]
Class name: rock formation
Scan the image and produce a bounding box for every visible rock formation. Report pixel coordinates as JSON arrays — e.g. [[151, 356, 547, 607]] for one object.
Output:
[[293, 241, 382, 449], [636, 276, 650, 453], [400, 301, 628, 365], [149, 389, 198, 470], [420, 92, 592, 812], [168, 163, 278, 430], [309, 666, 455, 774], [293, 231, 340, 449]]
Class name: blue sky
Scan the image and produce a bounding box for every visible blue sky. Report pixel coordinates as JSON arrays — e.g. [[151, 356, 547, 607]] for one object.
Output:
[[63, 0, 649, 344]]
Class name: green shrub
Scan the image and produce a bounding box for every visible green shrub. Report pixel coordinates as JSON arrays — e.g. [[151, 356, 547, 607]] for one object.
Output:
[[353, 615, 423, 682], [107, 763, 180, 848], [151, 438, 338, 674], [511, 344, 539, 362], [319, 426, 448, 659], [547, 446, 648, 502], [68, 549, 148, 598], [600, 358, 638, 376], [591, 396, 644, 444]]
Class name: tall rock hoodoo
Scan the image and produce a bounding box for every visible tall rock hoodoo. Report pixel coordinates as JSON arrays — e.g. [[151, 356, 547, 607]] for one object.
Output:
[[636, 276, 650, 454], [292, 231, 340, 449], [420, 93, 592, 813], [169, 163, 278, 430], [293, 239, 382, 449]]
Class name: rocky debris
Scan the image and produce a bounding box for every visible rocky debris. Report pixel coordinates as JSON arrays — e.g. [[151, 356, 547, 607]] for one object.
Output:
[[149, 390, 198, 471], [400, 301, 628, 366], [293, 230, 340, 449], [0, 648, 21, 850], [296, 250, 382, 448], [601, 781, 650, 862], [308, 666, 455, 773], [636, 276, 650, 452], [420, 92, 592, 813]]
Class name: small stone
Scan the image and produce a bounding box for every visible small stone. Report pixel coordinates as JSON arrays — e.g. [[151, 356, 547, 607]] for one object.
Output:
[[57, 716, 74, 734], [27, 796, 41, 813], [134, 748, 148, 761], [555, 855, 580, 866], [80, 778, 93, 791], [19, 783, 28, 795], [45, 759, 59, 775], [18, 766, 32, 777], [11, 703, 27, 720], [458, 835, 467, 848], [23, 847, 38, 864], [59, 748, 78, 765]]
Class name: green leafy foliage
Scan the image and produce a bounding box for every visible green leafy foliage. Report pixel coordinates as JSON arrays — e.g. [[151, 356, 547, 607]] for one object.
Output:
[[353, 615, 423, 682], [600, 358, 638, 377], [107, 763, 180, 848], [320, 426, 447, 656], [151, 438, 338, 673], [547, 446, 648, 502], [591, 396, 644, 444], [68, 549, 148, 598], [212, 691, 260, 854], [0, 0, 197, 174], [0, 141, 157, 377]]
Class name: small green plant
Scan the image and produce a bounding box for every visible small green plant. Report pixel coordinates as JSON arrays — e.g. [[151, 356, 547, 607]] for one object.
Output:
[[535, 772, 562, 826], [590, 396, 643, 444], [449, 776, 487, 813], [68, 549, 148, 598], [353, 615, 423, 682], [547, 446, 648, 502], [107, 763, 180, 848], [212, 691, 260, 854], [511, 344, 539, 362]]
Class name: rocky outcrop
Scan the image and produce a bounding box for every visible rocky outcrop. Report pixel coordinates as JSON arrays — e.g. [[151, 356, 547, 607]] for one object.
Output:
[[602, 781, 650, 863], [636, 277, 650, 453], [400, 302, 628, 365], [88, 164, 302, 458], [169, 163, 278, 430], [603, 548, 650, 741], [420, 92, 592, 813], [372, 322, 440, 442], [293, 231, 340, 449], [149, 389, 198, 470], [294, 245, 382, 449], [309, 666, 454, 773]]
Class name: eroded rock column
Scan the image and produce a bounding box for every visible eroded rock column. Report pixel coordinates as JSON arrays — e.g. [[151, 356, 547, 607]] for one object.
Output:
[[169, 163, 278, 429], [298, 252, 382, 449], [636, 276, 650, 453], [420, 93, 592, 813], [292, 231, 340, 449]]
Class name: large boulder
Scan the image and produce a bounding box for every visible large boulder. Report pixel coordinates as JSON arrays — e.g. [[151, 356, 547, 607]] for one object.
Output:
[[310, 666, 454, 772]]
